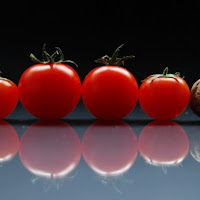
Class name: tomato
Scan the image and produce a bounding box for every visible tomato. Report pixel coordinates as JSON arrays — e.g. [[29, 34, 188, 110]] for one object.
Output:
[[19, 120, 81, 178], [0, 76, 18, 119], [82, 120, 138, 176], [190, 79, 200, 117], [18, 45, 81, 119], [82, 45, 138, 120], [139, 120, 189, 166], [0, 120, 19, 163], [139, 67, 190, 120]]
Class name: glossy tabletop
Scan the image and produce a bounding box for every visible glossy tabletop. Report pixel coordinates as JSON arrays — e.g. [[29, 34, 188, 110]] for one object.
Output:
[[1, 102, 200, 200]]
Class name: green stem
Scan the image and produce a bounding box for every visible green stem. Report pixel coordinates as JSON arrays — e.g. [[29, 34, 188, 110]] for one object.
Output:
[[30, 45, 77, 67], [109, 44, 124, 65], [162, 67, 169, 76], [95, 44, 135, 66]]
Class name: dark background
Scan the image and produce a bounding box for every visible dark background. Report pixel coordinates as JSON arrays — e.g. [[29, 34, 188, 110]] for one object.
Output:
[[2, 3, 200, 200], [1, 1, 200, 88]]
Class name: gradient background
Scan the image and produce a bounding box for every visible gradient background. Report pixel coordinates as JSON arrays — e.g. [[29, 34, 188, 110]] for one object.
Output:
[[1, 2, 200, 88], [1, 2, 200, 200]]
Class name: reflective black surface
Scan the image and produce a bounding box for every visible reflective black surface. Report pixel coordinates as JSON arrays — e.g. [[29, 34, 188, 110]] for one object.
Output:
[[1, 102, 200, 200]]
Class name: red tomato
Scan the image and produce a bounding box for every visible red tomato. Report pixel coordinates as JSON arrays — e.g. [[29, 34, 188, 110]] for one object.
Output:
[[139, 67, 190, 120], [0, 77, 18, 119], [82, 45, 138, 120], [0, 120, 19, 163], [19, 120, 81, 178], [139, 120, 189, 166], [18, 46, 81, 119], [82, 120, 138, 176]]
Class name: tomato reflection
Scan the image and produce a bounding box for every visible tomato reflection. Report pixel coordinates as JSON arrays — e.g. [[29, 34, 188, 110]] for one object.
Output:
[[19, 120, 81, 178], [0, 120, 19, 163], [189, 125, 200, 162], [82, 120, 138, 176], [139, 120, 189, 167]]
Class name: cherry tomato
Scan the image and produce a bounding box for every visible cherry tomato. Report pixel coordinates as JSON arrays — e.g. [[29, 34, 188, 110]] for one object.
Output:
[[82, 45, 138, 120], [0, 120, 19, 163], [139, 67, 190, 120], [19, 120, 81, 178], [139, 120, 189, 166], [0, 76, 18, 119], [18, 45, 81, 119], [82, 120, 138, 176]]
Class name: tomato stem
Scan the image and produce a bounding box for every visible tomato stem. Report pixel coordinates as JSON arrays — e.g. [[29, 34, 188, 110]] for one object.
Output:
[[144, 67, 184, 82], [162, 67, 169, 76], [95, 44, 135, 66], [29, 45, 78, 67]]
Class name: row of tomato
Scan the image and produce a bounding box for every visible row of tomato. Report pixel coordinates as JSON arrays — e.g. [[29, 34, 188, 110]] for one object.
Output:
[[0, 44, 198, 120]]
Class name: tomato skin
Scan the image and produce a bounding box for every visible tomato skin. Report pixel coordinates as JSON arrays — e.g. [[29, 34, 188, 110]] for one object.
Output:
[[139, 76, 190, 120], [82, 66, 138, 120], [0, 78, 18, 119], [18, 63, 81, 119]]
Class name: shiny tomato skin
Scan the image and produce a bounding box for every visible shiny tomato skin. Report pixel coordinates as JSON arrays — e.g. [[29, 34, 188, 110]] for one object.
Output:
[[0, 78, 18, 119], [18, 63, 81, 119], [82, 66, 138, 120], [139, 76, 190, 120]]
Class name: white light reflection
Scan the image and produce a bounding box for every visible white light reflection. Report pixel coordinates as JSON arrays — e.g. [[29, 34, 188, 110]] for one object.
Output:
[[144, 155, 186, 166], [92, 66, 132, 78], [55, 163, 76, 178], [90, 161, 134, 177], [0, 154, 13, 162]]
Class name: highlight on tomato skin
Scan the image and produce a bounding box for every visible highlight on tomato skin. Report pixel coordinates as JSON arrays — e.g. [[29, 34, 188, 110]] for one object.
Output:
[[0, 120, 19, 163], [138, 120, 189, 168], [19, 120, 81, 179], [139, 67, 190, 120], [0, 76, 19, 119], [18, 45, 81, 120], [82, 120, 138, 177], [82, 44, 138, 120]]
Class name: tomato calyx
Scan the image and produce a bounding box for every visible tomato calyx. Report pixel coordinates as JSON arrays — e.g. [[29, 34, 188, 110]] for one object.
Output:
[[95, 44, 135, 66], [144, 67, 184, 82], [30, 44, 78, 67]]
